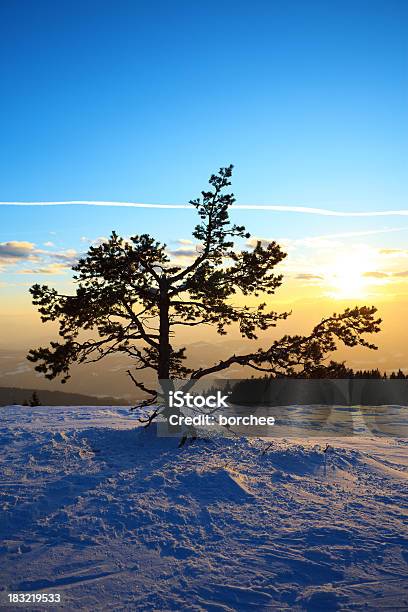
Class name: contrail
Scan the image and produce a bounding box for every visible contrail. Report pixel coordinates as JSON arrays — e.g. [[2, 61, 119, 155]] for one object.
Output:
[[1, 200, 408, 217], [233, 206, 408, 217], [0, 201, 191, 209]]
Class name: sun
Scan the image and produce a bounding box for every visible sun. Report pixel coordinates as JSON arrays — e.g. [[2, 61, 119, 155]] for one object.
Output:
[[324, 247, 376, 299]]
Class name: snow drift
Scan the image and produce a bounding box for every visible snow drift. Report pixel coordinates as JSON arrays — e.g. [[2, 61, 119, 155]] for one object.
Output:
[[0, 405, 407, 610]]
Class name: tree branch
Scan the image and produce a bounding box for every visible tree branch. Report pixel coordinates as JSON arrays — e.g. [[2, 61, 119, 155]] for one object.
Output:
[[121, 300, 160, 349], [126, 369, 157, 397]]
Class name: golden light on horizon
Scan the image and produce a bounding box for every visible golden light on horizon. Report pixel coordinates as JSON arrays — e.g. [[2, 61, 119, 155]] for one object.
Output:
[[323, 247, 378, 299]]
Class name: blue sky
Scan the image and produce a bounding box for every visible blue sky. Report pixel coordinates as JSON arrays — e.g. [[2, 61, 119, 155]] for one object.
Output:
[[1, 0, 407, 305]]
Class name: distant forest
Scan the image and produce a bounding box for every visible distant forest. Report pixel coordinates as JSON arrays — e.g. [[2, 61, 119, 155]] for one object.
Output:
[[226, 365, 408, 407], [0, 387, 130, 407], [251, 363, 408, 380], [272, 366, 408, 379]]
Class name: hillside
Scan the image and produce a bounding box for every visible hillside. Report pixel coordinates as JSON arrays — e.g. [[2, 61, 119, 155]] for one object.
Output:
[[0, 387, 130, 407]]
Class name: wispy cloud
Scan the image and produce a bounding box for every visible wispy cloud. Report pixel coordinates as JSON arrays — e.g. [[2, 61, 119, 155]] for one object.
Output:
[[167, 245, 200, 258], [295, 273, 324, 280], [50, 249, 79, 265], [363, 271, 389, 279], [17, 263, 69, 275], [2, 200, 408, 217], [175, 238, 194, 246], [393, 270, 408, 278], [362, 270, 408, 280], [0, 361, 32, 378], [80, 236, 109, 247], [247, 227, 408, 251], [379, 248, 408, 258]]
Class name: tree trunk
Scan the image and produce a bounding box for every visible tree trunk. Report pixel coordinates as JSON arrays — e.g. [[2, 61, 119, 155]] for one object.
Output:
[[157, 276, 178, 426], [158, 276, 170, 381]]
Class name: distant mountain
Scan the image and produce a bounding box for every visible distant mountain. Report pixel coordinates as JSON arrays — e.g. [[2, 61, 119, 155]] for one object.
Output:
[[0, 387, 131, 407], [0, 341, 245, 399]]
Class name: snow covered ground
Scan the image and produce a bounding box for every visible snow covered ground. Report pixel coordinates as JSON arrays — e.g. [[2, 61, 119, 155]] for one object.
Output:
[[0, 405, 407, 611]]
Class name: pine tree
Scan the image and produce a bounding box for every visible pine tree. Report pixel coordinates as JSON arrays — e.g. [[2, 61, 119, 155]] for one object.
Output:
[[28, 391, 41, 407], [27, 166, 381, 419]]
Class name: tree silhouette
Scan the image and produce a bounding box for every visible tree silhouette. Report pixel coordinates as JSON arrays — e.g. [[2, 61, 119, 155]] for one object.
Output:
[[27, 391, 41, 407], [27, 165, 381, 416]]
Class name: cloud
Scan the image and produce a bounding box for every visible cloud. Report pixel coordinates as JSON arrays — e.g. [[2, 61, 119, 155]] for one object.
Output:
[[295, 273, 324, 280], [166, 245, 201, 267], [168, 246, 200, 258], [49, 249, 79, 265], [0, 241, 42, 272], [175, 238, 194, 246], [246, 237, 276, 249], [380, 248, 408, 257], [0, 362, 32, 377], [392, 270, 408, 278], [0, 240, 79, 275], [17, 263, 69, 275], [244, 235, 408, 293], [43, 241, 55, 247], [3, 200, 408, 217], [0, 241, 39, 263], [361, 270, 408, 281], [363, 271, 389, 279], [80, 236, 108, 247], [248, 227, 408, 253]]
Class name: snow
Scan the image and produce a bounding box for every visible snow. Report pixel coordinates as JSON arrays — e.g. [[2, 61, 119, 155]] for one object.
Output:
[[0, 405, 407, 610]]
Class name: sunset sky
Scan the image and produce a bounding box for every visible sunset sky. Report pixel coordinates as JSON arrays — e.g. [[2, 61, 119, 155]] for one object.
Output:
[[1, 0, 407, 374]]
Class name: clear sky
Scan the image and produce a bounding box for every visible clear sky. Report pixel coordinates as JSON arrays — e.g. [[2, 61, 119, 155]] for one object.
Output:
[[1, 0, 408, 371]]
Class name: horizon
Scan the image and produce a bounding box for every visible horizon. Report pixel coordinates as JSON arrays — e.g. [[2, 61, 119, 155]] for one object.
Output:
[[1, 0, 408, 390]]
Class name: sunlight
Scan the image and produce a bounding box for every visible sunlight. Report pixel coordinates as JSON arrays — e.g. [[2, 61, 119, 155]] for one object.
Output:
[[324, 248, 376, 299]]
